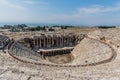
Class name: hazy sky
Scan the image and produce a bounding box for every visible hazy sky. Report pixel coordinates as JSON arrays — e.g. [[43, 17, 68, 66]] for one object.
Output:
[[0, 0, 120, 25]]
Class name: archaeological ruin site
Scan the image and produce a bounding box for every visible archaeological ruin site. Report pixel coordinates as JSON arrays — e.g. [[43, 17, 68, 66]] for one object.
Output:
[[1, 28, 120, 80]]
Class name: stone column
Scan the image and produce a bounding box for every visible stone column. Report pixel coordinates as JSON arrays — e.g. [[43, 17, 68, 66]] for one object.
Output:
[[61, 37, 63, 47], [43, 52, 45, 59], [40, 38, 41, 48], [33, 39, 35, 49], [50, 38, 51, 48], [37, 38, 39, 48], [65, 36, 68, 46], [68, 36, 70, 46], [46, 37, 48, 48], [52, 37, 53, 48], [57, 36, 59, 47], [35, 39, 36, 48], [62, 36, 64, 47], [67, 37, 69, 46], [44, 37, 46, 48], [60, 37, 61, 47], [38, 38, 39, 48], [41, 51, 43, 59]]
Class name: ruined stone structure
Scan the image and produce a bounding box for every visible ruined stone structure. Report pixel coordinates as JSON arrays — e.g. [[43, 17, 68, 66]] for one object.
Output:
[[0, 35, 10, 49], [0, 33, 117, 68], [6, 35, 116, 67], [1, 29, 120, 80], [18, 33, 85, 58], [38, 47, 73, 59], [23, 33, 82, 49], [8, 41, 45, 63]]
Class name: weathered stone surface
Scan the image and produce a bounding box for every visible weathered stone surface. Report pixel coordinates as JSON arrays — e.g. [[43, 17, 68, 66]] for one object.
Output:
[[1, 29, 120, 80]]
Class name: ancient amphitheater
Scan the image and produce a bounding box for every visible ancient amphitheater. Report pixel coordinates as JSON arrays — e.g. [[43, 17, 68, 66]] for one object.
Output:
[[1, 28, 120, 80]]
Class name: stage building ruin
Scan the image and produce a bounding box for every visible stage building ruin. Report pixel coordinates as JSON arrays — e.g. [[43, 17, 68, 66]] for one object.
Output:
[[18, 33, 86, 59]]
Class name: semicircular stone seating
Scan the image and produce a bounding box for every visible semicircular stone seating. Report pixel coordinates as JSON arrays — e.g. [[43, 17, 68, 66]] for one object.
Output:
[[8, 41, 48, 64], [7, 35, 116, 67], [0, 34, 10, 49], [71, 37, 116, 66]]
